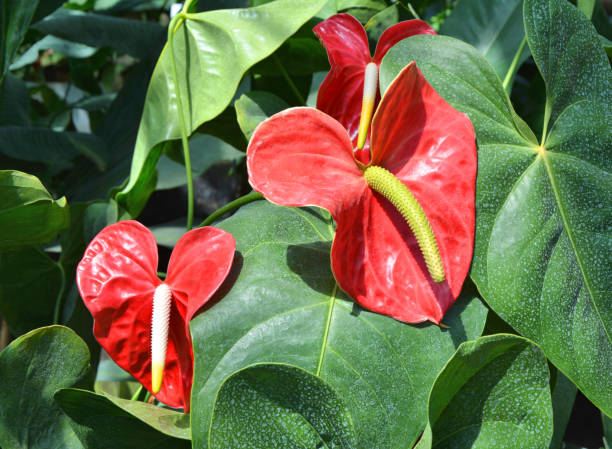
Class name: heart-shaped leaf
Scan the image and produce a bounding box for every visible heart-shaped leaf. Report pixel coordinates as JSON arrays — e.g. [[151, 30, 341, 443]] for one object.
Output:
[[115, 0, 328, 215], [0, 325, 92, 449], [55, 389, 190, 448], [415, 334, 553, 449], [209, 363, 357, 448], [381, 0, 611, 415], [190, 201, 488, 448], [0, 170, 69, 251]]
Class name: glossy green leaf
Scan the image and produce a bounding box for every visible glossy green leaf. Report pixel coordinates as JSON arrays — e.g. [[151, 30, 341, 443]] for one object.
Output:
[[156, 134, 244, 190], [116, 0, 328, 215], [235, 91, 289, 141], [381, 0, 611, 416], [209, 364, 357, 448], [0, 325, 92, 449], [577, 0, 612, 40], [415, 334, 553, 449], [33, 8, 165, 60], [0, 170, 69, 250], [0, 0, 64, 82], [55, 389, 190, 448], [190, 201, 488, 448], [440, 0, 530, 89], [0, 247, 61, 336]]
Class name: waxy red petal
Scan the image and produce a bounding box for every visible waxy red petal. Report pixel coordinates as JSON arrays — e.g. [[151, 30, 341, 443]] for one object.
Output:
[[167, 227, 236, 333], [247, 107, 365, 214], [334, 62, 476, 323], [314, 14, 370, 150], [77, 221, 236, 411], [373, 20, 436, 64]]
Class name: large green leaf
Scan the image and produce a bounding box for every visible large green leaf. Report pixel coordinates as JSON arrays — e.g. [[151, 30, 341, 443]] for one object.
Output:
[[440, 0, 530, 90], [0, 246, 61, 335], [190, 201, 488, 448], [0, 74, 31, 126], [33, 8, 165, 60], [0, 0, 64, 82], [415, 334, 553, 449], [209, 364, 357, 448], [380, 0, 611, 416], [0, 170, 69, 250], [115, 0, 328, 215], [234, 91, 289, 141], [0, 326, 92, 449], [55, 389, 190, 449], [550, 371, 577, 449]]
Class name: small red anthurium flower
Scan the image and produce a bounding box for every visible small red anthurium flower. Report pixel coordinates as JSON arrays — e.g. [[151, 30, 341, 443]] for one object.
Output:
[[247, 63, 476, 324], [76, 221, 235, 412], [314, 13, 436, 163]]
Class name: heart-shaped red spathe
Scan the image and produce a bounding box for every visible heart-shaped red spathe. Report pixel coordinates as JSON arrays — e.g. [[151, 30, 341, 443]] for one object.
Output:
[[247, 63, 476, 324], [313, 13, 436, 162], [76, 221, 235, 411]]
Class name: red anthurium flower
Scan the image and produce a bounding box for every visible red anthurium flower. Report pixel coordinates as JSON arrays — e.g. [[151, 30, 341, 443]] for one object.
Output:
[[313, 13, 436, 163], [76, 221, 235, 411], [247, 63, 476, 324]]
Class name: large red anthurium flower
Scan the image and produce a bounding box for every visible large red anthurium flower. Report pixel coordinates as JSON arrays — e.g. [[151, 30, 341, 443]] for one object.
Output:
[[247, 63, 476, 324], [314, 13, 436, 162], [76, 221, 235, 411]]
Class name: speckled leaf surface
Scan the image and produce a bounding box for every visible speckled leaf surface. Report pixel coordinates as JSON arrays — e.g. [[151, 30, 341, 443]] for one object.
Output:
[[415, 334, 553, 449], [0, 326, 92, 449], [209, 364, 356, 448], [116, 0, 327, 214], [380, 0, 611, 415], [55, 389, 190, 448], [190, 201, 488, 448]]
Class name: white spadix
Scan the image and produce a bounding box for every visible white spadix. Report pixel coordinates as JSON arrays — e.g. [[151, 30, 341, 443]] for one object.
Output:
[[151, 283, 172, 393], [356, 62, 379, 150]]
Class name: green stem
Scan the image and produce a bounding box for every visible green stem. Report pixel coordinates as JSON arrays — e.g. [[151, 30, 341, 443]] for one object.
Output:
[[502, 36, 527, 92], [406, 2, 421, 20], [199, 192, 264, 227], [273, 54, 306, 105], [130, 385, 144, 401], [168, 15, 194, 231], [143, 390, 152, 403], [52, 263, 67, 324], [541, 98, 552, 145]]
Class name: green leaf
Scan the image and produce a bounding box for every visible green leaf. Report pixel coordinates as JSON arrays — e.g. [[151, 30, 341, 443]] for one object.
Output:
[[0, 0, 64, 82], [0, 127, 108, 171], [365, 3, 414, 45], [0, 170, 69, 250], [380, 0, 612, 417], [10, 35, 97, 70], [251, 37, 330, 77], [415, 334, 553, 449], [440, 0, 530, 88], [55, 389, 190, 448], [549, 371, 577, 449], [33, 8, 166, 60], [190, 201, 488, 449], [116, 0, 328, 215], [577, 0, 612, 40], [0, 74, 31, 126], [235, 91, 289, 141], [0, 325, 92, 449], [209, 363, 356, 448], [0, 247, 61, 335], [156, 134, 244, 190]]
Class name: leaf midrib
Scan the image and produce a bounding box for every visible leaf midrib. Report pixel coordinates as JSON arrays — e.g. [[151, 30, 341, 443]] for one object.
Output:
[[540, 151, 611, 344]]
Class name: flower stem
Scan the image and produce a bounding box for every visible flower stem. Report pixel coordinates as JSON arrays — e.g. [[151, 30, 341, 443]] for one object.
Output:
[[52, 262, 67, 324], [130, 385, 144, 401], [273, 54, 306, 105], [502, 36, 527, 93], [199, 191, 264, 227], [168, 14, 194, 231]]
